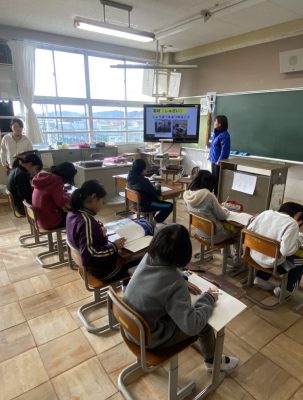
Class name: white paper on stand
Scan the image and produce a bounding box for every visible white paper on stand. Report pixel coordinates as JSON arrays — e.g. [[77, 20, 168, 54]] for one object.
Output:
[[232, 172, 257, 195]]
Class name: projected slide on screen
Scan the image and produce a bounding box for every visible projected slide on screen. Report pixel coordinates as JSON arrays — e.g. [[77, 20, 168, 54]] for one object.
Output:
[[144, 105, 200, 143]]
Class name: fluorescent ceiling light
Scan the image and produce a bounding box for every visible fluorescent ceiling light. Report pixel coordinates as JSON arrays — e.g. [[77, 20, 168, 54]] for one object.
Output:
[[74, 16, 155, 42]]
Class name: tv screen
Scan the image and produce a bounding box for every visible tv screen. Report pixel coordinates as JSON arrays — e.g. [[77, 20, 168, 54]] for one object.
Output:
[[144, 104, 200, 143]]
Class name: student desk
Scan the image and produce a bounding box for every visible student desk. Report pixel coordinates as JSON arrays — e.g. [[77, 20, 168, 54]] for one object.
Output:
[[188, 271, 246, 398]]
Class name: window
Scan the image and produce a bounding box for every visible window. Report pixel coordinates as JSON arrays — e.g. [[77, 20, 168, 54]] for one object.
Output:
[[35, 49, 56, 96], [34, 47, 153, 144], [54, 51, 86, 98], [89, 56, 125, 100]]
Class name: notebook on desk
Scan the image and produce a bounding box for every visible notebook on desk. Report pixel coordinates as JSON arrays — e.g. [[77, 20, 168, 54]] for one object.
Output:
[[106, 219, 152, 252], [188, 273, 246, 331], [226, 211, 253, 226]]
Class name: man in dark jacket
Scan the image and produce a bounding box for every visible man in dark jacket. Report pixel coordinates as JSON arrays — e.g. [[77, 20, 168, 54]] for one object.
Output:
[[127, 159, 173, 223]]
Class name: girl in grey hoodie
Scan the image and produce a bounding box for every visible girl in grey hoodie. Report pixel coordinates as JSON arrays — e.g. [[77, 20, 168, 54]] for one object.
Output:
[[183, 170, 236, 244], [124, 224, 239, 372]]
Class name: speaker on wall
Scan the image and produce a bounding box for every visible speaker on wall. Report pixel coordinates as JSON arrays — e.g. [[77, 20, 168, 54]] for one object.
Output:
[[279, 48, 303, 73]]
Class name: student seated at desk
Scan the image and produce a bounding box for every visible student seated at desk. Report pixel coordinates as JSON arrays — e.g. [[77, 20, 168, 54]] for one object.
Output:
[[183, 170, 238, 244], [247, 202, 303, 296], [7, 153, 43, 216], [124, 224, 239, 372], [32, 162, 77, 230], [66, 180, 132, 281], [127, 159, 173, 223]]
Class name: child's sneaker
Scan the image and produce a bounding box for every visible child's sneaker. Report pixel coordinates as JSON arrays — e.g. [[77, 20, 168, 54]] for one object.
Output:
[[273, 286, 292, 298], [253, 277, 273, 290], [205, 355, 239, 373]]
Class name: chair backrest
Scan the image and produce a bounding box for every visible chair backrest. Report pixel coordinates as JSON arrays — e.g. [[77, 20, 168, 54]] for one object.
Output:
[[115, 176, 127, 192], [189, 213, 215, 246], [108, 286, 151, 363], [91, 153, 104, 160], [66, 238, 94, 290], [162, 153, 170, 168], [125, 187, 140, 212], [241, 228, 280, 260], [23, 200, 39, 231], [6, 189, 24, 218]]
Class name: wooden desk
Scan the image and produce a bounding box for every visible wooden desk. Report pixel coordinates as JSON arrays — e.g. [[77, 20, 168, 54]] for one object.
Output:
[[159, 185, 184, 222]]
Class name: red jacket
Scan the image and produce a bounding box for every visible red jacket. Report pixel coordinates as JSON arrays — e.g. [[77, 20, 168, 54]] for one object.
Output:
[[32, 172, 70, 230]]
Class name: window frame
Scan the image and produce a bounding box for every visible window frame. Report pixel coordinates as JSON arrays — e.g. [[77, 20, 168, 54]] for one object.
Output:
[[33, 46, 152, 145]]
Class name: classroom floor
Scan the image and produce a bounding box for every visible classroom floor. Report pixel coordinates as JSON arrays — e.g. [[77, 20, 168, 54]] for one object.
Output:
[[0, 199, 303, 400]]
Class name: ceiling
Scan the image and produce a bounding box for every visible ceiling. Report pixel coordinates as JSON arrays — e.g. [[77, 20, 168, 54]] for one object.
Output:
[[0, 0, 303, 56]]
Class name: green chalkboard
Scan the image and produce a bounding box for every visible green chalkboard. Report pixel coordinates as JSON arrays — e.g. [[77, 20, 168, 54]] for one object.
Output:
[[216, 90, 303, 162]]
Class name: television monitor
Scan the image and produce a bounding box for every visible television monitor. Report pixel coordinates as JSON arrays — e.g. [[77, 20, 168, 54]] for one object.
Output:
[[144, 104, 200, 143]]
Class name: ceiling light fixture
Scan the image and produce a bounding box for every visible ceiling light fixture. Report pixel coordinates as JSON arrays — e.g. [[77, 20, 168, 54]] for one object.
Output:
[[111, 42, 198, 70], [74, 0, 155, 43], [155, 0, 260, 39]]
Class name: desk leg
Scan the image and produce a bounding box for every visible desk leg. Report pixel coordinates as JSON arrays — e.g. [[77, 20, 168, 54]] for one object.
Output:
[[192, 328, 225, 400], [172, 198, 176, 223]]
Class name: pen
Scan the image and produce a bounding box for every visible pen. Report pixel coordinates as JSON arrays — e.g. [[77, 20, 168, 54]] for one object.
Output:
[[224, 196, 229, 205], [211, 290, 222, 295]]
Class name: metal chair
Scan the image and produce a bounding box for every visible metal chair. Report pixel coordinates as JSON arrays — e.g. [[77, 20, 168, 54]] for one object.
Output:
[[125, 187, 154, 222], [177, 166, 200, 190], [189, 213, 238, 274], [66, 239, 122, 334], [23, 200, 68, 268], [107, 286, 198, 400], [241, 228, 290, 309], [6, 189, 48, 248]]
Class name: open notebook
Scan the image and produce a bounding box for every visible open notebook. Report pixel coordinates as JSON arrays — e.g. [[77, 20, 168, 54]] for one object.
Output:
[[226, 211, 253, 226], [188, 273, 246, 331], [105, 219, 152, 252]]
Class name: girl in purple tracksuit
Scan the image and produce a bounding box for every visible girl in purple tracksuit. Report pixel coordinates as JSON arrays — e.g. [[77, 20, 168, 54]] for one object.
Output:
[[66, 180, 132, 281]]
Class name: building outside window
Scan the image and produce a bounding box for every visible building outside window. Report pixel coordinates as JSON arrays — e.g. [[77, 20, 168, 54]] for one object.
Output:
[[32, 48, 152, 145]]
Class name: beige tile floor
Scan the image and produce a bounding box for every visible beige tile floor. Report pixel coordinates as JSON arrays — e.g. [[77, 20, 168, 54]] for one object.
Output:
[[0, 199, 303, 400]]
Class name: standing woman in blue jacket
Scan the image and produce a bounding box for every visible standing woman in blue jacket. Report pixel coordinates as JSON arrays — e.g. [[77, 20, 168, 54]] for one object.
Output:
[[209, 115, 230, 196]]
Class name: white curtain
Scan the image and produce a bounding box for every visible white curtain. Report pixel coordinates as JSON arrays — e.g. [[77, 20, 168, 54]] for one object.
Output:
[[8, 40, 43, 144]]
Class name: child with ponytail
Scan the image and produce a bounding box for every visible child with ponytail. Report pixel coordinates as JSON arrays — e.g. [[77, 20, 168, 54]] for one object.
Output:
[[66, 180, 132, 281]]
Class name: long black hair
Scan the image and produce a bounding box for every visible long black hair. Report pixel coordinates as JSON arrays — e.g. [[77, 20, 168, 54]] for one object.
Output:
[[51, 162, 77, 184], [12, 152, 43, 170], [188, 169, 215, 192], [70, 180, 107, 211]]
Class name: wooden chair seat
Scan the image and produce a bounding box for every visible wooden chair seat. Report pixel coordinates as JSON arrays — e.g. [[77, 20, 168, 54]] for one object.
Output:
[[125, 187, 154, 222], [6, 189, 49, 248], [190, 213, 240, 275], [77, 265, 110, 289], [23, 200, 68, 268], [121, 329, 198, 366], [67, 239, 123, 334], [107, 287, 201, 400], [241, 228, 289, 309]]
